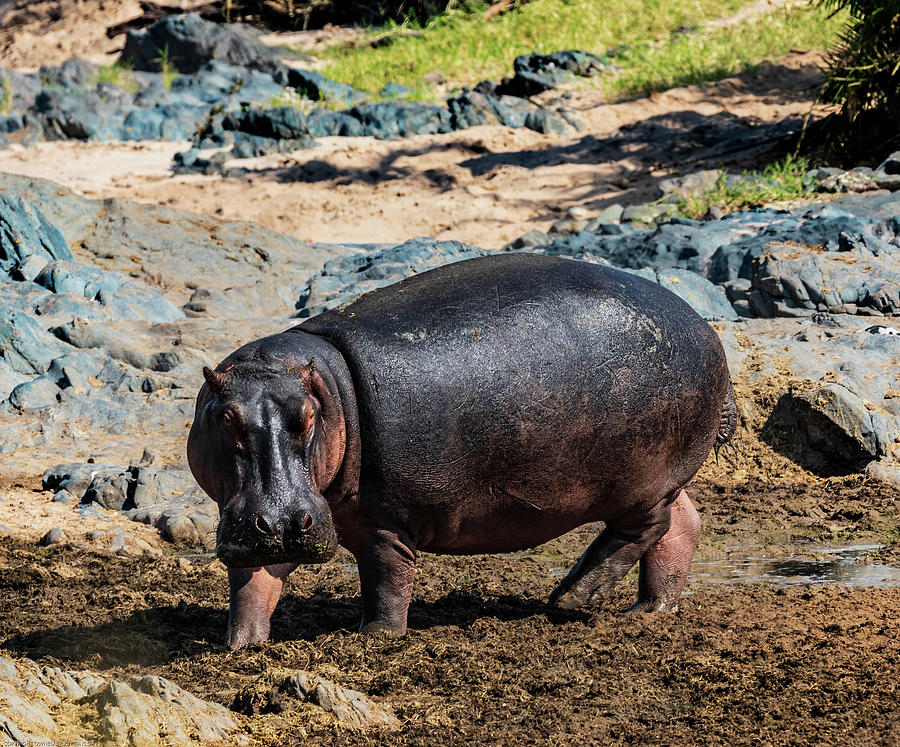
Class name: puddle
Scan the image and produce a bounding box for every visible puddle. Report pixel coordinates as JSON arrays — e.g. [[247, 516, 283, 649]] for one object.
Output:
[[691, 545, 900, 588]]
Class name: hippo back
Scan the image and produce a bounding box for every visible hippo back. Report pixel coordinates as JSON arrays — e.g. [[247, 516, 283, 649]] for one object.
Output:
[[298, 253, 729, 552]]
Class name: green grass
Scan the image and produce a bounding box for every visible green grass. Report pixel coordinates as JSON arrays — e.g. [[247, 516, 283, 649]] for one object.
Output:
[[0, 77, 11, 115], [95, 62, 138, 94], [156, 45, 179, 91], [315, 0, 843, 99], [675, 154, 816, 219], [317, 0, 750, 94], [608, 3, 847, 97]]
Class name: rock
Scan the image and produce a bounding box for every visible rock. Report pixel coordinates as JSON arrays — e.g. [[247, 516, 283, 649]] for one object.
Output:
[[34, 261, 183, 324], [875, 151, 900, 175], [7, 376, 61, 410], [0, 193, 72, 274], [223, 106, 310, 140], [83, 473, 131, 511], [38, 58, 97, 89], [38, 527, 66, 546], [503, 229, 549, 250], [497, 50, 615, 96], [621, 203, 678, 224], [0, 311, 74, 376], [658, 169, 721, 197], [380, 82, 408, 99], [295, 238, 491, 317], [819, 169, 880, 193], [122, 13, 284, 75], [629, 267, 737, 321], [347, 101, 454, 139], [52, 489, 75, 504], [865, 459, 900, 488], [749, 239, 900, 317], [234, 671, 399, 729], [589, 204, 625, 226], [288, 68, 368, 106], [42, 463, 129, 499], [770, 383, 885, 474]]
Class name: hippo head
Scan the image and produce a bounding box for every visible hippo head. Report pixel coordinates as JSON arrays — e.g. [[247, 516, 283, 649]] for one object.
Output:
[[187, 340, 348, 568]]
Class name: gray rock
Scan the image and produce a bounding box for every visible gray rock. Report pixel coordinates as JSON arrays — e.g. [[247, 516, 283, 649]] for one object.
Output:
[[0, 193, 72, 274], [38, 527, 66, 546], [83, 473, 131, 510], [749, 240, 900, 317], [42, 463, 128, 498], [621, 203, 678, 224], [122, 13, 284, 75], [51, 489, 75, 504], [874, 151, 900, 176], [771, 383, 884, 473], [658, 169, 720, 197], [295, 238, 491, 318], [8, 376, 61, 410], [235, 670, 399, 729], [0, 311, 73, 375]]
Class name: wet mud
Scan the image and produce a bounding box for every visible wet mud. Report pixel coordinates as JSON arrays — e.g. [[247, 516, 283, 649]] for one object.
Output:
[[2, 473, 898, 745]]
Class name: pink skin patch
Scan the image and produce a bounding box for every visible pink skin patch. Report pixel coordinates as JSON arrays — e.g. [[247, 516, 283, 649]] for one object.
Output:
[[226, 562, 299, 649]]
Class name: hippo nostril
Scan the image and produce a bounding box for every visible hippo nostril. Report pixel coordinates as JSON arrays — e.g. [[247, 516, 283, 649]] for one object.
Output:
[[301, 513, 313, 531], [254, 514, 276, 537]]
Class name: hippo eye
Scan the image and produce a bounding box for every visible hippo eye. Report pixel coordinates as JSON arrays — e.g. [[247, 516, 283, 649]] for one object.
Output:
[[221, 409, 244, 451]]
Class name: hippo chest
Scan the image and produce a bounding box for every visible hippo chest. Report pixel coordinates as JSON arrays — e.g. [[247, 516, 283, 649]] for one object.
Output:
[[298, 253, 727, 553]]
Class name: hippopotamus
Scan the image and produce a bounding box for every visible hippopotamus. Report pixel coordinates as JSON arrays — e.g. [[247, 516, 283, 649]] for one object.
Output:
[[187, 253, 736, 649]]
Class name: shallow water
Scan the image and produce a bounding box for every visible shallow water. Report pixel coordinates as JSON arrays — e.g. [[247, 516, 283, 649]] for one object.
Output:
[[691, 545, 900, 588]]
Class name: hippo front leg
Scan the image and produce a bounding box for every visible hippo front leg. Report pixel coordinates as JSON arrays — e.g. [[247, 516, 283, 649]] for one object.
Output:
[[226, 562, 299, 649], [549, 493, 677, 610], [354, 528, 417, 635], [627, 489, 701, 612]]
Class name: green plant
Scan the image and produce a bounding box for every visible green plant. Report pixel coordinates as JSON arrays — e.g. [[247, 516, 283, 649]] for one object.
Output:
[[0, 77, 11, 115], [816, 0, 900, 160], [95, 62, 139, 94], [156, 45, 179, 91], [675, 155, 815, 219]]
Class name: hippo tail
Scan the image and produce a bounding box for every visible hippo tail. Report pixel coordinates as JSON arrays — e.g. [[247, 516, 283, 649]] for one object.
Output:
[[714, 383, 737, 459]]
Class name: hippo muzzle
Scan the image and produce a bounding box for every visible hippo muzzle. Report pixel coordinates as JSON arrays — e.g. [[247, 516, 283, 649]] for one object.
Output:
[[216, 491, 338, 568]]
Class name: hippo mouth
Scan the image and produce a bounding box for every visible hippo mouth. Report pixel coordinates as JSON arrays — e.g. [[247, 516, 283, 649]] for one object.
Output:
[[216, 510, 338, 568]]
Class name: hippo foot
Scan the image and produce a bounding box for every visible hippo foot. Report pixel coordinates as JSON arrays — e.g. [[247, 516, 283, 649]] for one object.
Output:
[[622, 597, 676, 614], [226, 618, 271, 650]]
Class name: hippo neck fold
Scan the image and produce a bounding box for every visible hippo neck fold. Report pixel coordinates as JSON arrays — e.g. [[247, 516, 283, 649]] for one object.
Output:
[[285, 327, 361, 507]]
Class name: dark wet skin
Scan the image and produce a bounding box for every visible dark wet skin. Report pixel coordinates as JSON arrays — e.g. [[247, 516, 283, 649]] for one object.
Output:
[[188, 254, 735, 647]]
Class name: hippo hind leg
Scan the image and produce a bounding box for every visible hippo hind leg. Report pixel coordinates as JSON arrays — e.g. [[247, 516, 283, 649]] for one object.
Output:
[[627, 490, 701, 612], [549, 488, 700, 612]]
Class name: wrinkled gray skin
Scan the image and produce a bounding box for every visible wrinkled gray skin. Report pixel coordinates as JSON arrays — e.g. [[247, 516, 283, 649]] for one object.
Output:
[[188, 254, 735, 648]]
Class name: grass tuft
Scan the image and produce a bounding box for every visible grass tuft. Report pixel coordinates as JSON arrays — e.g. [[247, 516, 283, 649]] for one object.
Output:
[[156, 45, 179, 91], [95, 62, 139, 94], [675, 154, 816, 219], [0, 77, 11, 115]]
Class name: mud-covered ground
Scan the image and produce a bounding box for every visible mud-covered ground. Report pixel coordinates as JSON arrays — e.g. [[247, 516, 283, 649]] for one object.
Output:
[[2, 472, 899, 745]]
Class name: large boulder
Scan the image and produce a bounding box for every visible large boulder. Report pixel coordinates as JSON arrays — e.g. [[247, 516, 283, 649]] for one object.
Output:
[[0, 194, 71, 274], [748, 240, 900, 317], [121, 13, 284, 75]]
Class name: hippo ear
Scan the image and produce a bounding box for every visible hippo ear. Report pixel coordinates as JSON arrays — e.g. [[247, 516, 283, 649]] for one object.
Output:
[[203, 366, 228, 396]]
